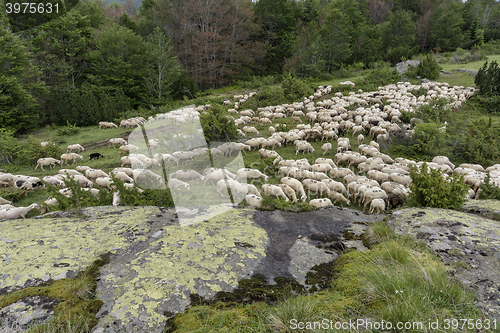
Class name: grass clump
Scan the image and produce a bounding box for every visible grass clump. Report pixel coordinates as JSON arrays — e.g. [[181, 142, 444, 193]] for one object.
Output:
[[0, 253, 110, 333]]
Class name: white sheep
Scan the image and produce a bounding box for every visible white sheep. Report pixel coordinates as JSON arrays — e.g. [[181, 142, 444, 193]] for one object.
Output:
[[99, 121, 118, 129], [262, 184, 289, 201], [173, 169, 205, 182], [168, 178, 190, 190], [245, 194, 262, 208], [325, 190, 350, 206], [302, 179, 329, 197], [113, 191, 121, 206], [204, 169, 237, 186], [295, 142, 314, 155], [0, 203, 40, 220], [35, 158, 61, 171], [236, 168, 269, 183], [357, 134, 364, 146], [95, 177, 114, 189], [86, 169, 109, 179], [369, 198, 386, 214], [0, 204, 14, 210], [42, 176, 65, 187], [309, 198, 334, 209], [321, 143, 332, 156], [111, 171, 134, 183], [108, 138, 128, 148], [66, 144, 84, 153], [280, 177, 307, 202]]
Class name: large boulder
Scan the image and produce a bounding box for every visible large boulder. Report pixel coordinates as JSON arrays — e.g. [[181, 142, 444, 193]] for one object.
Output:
[[396, 60, 420, 75]]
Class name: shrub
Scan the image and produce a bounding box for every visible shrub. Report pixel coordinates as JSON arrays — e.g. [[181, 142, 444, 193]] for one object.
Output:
[[199, 104, 237, 142], [415, 54, 441, 80], [359, 65, 400, 91], [56, 121, 80, 136], [408, 163, 469, 210], [478, 173, 500, 200], [453, 118, 500, 167], [416, 97, 452, 124], [281, 71, 314, 102], [0, 128, 18, 164], [475, 60, 500, 112], [255, 86, 286, 107]]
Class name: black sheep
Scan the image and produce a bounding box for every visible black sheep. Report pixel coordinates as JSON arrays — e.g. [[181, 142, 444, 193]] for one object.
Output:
[[387, 193, 405, 209], [89, 153, 104, 160]]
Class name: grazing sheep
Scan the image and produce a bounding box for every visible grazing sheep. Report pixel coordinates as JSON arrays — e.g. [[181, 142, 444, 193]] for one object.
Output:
[[76, 166, 92, 173], [280, 177, 307, 202], [58, 169, 82, 176], [204, 169, 237, 186], [330, 168, 355, 178], [387, 193, 405, 209], [0, 203, 40, 220], [321, 143, 332, 156], [95, 177, 114, 189], [43, 176, 65, 187], [388, 173, 412, 187], [245, 194, 262, 208], [309, 198, 334, 209], [173, 169, 205, 182], [326, 190, 350, 207], [35, 158, 61, 171], [111, 171, 134, 183], [295, 142, 315, 155], [85, 169, 109, 179], [262, 184, 289, 201], [0, 197, 13, 205], [357, 134, 364, 146], [0, 204, 14, 209], [66, 144, 84, 153], [369, 198, 386, 214], [119, 144, 139, 155], [321, 179, 347, 195], [277, 184, 298, 203], [99, 121, 118, 129], [60, 153, 83, 166], [15, 179, 44, 190], [236, 168, 269, 183], [168, 178, 190, 190], [113, 191, 121, 206], [108, 138, 128, 148], [302, 179, 329, 197]]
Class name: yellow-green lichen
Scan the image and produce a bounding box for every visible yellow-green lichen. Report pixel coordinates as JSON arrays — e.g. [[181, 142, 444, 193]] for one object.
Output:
[[93, 207, 269, 331], [0, 206, 161, 291]]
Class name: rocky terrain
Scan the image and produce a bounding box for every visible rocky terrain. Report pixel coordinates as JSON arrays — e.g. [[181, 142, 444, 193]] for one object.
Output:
[[1, 200, 500, 332]]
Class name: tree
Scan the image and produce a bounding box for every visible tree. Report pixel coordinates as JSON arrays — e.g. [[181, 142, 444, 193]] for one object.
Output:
[[86, 22, 146, 106], [381, 10, 417, 63], [416, 8, 432, 52], [429, 3, 463, 52], [144, 27, 183, 106], [0, 15, 45, 134], [319, 9, 352, 73], [254, 0, 298, 74], [166, 0, 262, 89], [367, 0, 390, 26]]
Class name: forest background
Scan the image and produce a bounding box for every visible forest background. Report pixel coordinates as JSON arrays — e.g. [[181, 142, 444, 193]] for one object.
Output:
[[1, 0, 500, 134]]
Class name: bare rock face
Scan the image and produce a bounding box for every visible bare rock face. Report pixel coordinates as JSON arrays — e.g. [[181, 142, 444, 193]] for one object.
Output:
[[0, 205, 384, 333], [389, 202, 500, 320], [396, 60, 420, 75]]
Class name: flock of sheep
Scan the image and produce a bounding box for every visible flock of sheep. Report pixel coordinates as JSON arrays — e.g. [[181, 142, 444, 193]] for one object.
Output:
[[1, 79, 499, 221]]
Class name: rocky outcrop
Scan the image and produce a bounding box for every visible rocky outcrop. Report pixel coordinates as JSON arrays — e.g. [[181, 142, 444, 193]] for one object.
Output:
[[389, 201, 500, 320], [0, 205, 384, 332], [396, 60, 420, 75]]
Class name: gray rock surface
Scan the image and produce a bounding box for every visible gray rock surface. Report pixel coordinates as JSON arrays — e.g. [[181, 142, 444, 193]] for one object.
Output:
[[389, 203, 500, 320], [0, 205, 384, 333], [396, 60, 420, 74]]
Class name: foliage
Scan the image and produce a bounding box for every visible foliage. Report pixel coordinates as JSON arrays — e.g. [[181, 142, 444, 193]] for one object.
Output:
[[86, 22, 146, 107], [478, 173, 500, 200], [0, 18, 45, 134], [200, 104, 238, 142], [408, 163, 469, 210], [0, 128, 18, 164], [453, 118, 500, 167], [236, 75, 280, 90], [111, 175, 175, 207], [255, 86, 286, 107], [381, 10, 417, 63], [475, 61, 500, 113], [50, 86, 131, 126], [56, 121, 81, 136], [281, 71, 314, 102], [357, 64, 400, 91], [415, 97, 452, 124], [144, 27, 183, 106], [415, 54, 441, 80]]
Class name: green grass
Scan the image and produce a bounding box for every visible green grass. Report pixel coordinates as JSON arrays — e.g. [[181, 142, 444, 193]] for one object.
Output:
[[167, 222, 494, 333], [435, 54, 500, 88]]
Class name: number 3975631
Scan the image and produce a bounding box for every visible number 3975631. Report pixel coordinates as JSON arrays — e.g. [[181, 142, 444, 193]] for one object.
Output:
[[5, 2, 59, 14]]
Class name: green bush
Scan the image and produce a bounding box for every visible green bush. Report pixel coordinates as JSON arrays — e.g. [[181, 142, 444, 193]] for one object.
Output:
[[358, 65, 400, 91], [408, 163, 469, 210], [0, 128, 18, 164], [415, 54, 441, 80], [453, 118, 500, 167], [478, 173, 500, 200], [475, 60, 500, 112], [416, 97, 452, 124], [200, 104, 237, 142], [56, 121, 81, 136], [255, 86, 286, 107], [281, 71, 314, 102]]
